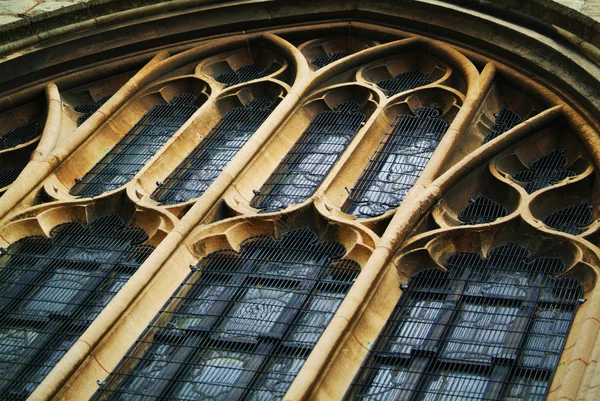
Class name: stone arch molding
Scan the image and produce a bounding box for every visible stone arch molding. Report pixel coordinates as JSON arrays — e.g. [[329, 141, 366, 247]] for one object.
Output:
[[0, 1, 597, 401]]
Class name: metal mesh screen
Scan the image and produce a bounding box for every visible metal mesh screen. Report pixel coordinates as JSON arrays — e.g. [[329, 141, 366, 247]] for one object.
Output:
[[346, 243, 583, 401], [151, 98, 273, 204], [543, 202, 594, 235], [0, 215, 154, 400], [311, 52, 351, 69], [345, 108, 448, 219], [251, 101, 366, 213], [215, 64, 268, 87], [376, 70, 431, 97], [513, 149, 576, 194], [0, 121, 40, 150], [0, 168, 23, 189], [75, 95, 112, 126], [92, 228, 360, 401], [458, 195, 508, 225], [70, 93, 199, 198], [483, 107, 521, 144]]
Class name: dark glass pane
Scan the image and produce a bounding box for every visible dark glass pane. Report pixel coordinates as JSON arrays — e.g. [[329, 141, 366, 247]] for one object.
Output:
[[0, 121, 40, 150], [75, 95, 112, 126], [543, 202, 594, 235], [151, 98, 272, 204], [0, 168, 23, 189], [458, 196, 508, 225], [94, 228, 360, 401], [215, 64, 268, 87], [311, 52, 350, 69], [70, 93, 199, 197], [483, 107, 521, 144], [345, 108, 448, 219], [347, 243, 583, 401], [0, 215, 153, 398], [513, 149, 576, 194], [376, 70, 431, 97], [251, 101, 366, 213]]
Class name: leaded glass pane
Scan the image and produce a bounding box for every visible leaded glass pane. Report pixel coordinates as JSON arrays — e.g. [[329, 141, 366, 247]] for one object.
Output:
[[0, 215, 154, 398], [442, 303, 520, 363], [94, 228, 360, 401], [151, 98, 272, 204], [251, 102, 366, 213], [345, 108, 448, 218], [347, 243, 583, 401], [421, 372, 488, 401], [71, 93, 200, 197]]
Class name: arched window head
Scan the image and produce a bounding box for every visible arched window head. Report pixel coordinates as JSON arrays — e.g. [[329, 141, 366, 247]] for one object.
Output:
[[93, 228, 360, 401], [151, 98, 273, 205], [70, 93, 200, 198], [347, 243, 583, 401]]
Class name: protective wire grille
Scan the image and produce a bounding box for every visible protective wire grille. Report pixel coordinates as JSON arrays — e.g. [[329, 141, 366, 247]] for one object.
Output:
[[75, 95, 112, 126], [311, 52, 351, 69], [483, 107, 521, 144], [513, 149, 576, 194], [345, 108, 448, 219], [70, 93, 199, 198], [0, 215, 154, 400], [92, 228, 360, 401], [376, 70, 431, 97], [215, 64, 268, 87], [0, 168, 23, 190], [458, 195, 508, 225], [346, 244, 583, 401], [543, 202, 594, 235], [347, 243, 583, 401], [151, 98, 273, 204], [0, 121, 40, 150], [251, 101, 366, 213]]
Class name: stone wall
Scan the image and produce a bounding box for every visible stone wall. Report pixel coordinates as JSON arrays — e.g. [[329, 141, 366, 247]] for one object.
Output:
[[555, 0, 600, 19], [1, 0, 600, 27]]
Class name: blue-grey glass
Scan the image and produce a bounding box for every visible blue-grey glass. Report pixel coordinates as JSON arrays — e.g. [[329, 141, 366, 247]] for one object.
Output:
[[0, 215, 152, 398], [92, 228, 359, 401], [151, 99, 272, 204], [70, 93, 198, 197], [513, 149, 576, 194], [346, 108, 448, 218], [251, 101, 365, 213], [348, 243, 583, 401], [422, 372, 488, 401]]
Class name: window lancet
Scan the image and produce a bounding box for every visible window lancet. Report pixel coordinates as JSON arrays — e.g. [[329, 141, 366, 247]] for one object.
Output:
[[345, 107, 448, 218], [0, 215, 154, 399], [347, 243, 583, 401], [70, 93, 199, 197], [251, 101, 366, 213], [92, 228, 360, 401], [151, 98, 273, 204]]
